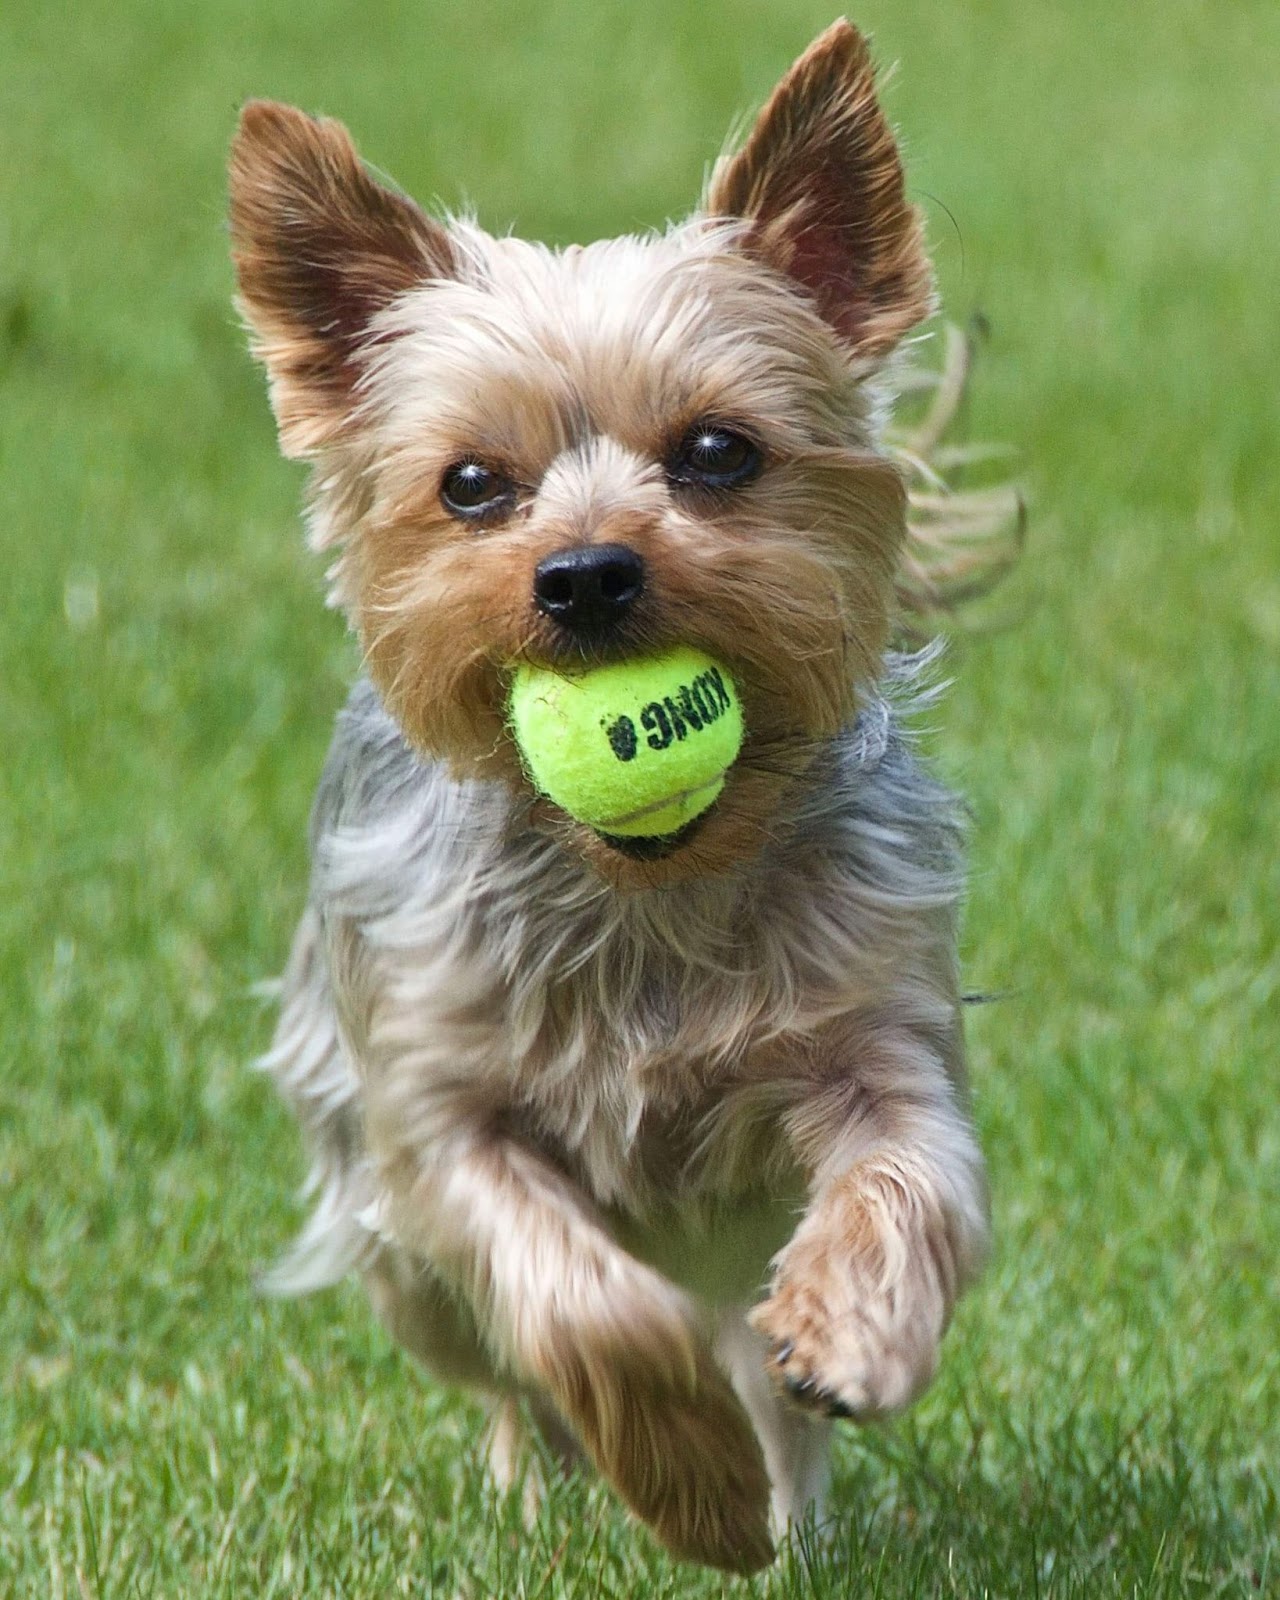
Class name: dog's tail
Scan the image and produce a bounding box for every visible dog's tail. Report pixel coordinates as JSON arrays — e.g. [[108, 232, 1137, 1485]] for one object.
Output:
[[885, 320, 1026, 634]]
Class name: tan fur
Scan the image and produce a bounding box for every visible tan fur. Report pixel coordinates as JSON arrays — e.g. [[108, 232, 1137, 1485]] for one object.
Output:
[[229, 100, 454, 456], [232, 17, 993, 1574], [372, 1130, 773, 1569], [705, 19, 935, 360], [753, 1151, 983, 1417]]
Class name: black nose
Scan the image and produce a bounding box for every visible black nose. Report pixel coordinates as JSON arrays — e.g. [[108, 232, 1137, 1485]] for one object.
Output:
[[533, 543, 645, 635]]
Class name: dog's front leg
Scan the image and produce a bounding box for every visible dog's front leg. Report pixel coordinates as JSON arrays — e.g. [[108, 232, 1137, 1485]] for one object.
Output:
[[753, 1006, 990, 1420], [377, 1123, 774, 1572]]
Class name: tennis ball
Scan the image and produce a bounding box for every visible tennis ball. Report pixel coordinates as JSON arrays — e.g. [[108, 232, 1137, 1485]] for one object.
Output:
[[508, 647, 743, 837]]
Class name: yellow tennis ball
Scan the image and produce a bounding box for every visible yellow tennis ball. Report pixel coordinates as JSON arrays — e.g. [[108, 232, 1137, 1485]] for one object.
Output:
[[508, 647, 743, 838]]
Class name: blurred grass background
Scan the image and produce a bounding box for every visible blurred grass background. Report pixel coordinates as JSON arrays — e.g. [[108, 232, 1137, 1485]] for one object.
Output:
[[2, 0, 1277, 1594]]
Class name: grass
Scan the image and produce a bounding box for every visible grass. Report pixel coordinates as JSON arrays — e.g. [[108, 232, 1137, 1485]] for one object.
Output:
[[3, 0, 1277, 1593]]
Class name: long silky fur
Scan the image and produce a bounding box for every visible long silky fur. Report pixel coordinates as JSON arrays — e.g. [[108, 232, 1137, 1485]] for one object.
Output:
[[269, 650, 962, 1278]]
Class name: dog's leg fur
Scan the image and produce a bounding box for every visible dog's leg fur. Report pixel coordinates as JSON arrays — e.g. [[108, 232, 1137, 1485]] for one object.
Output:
[[364, 1250, 585, 1524], [369, 1121, 774, 1572], [754, 1003, 989, 1420], [714, 1309, 832, 1538], [485, 1392, 584, 1522], [362, 1250, 499, 1389]]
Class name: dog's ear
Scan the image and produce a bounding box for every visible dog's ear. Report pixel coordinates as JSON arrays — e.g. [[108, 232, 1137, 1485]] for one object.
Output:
[[229, 101, 454, 457], [705, 19, 934, 362]]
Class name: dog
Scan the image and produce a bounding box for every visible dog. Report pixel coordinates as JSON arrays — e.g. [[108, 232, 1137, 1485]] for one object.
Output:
[[229, 18, 992, 1574]]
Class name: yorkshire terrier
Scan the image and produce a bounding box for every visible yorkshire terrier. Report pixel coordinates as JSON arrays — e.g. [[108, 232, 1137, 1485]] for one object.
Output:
[[230, 18, 996, 1574]]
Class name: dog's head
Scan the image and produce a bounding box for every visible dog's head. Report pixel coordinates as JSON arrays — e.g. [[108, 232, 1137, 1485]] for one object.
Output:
[[229, 20, 934, 885]]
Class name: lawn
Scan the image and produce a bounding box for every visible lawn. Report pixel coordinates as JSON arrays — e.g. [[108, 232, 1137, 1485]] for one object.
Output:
[[2, 0, 1277, 1594]]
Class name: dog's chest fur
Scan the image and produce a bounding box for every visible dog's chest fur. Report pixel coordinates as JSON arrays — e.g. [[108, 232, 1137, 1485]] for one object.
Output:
[[278, 668, 959, 1298]]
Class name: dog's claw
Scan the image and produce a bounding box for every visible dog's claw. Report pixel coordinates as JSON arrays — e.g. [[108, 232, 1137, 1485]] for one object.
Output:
[[778, 1356, 855, 1419]]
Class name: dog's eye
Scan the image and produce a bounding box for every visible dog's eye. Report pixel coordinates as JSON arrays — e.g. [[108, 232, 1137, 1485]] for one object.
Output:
[[440, 459, 514, 520], [669, 424, 762, 490]]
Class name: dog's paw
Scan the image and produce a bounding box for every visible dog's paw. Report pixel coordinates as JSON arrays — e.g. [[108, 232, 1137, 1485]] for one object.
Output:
[[750, 1230, 946, 1422], [528, 1276, 773, 1572], [626, 1356, 775, 1573], [555, 1344, 774, 1572]]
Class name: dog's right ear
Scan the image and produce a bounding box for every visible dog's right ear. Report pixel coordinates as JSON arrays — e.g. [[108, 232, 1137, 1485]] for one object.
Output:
[[229, 101, 454, 457]]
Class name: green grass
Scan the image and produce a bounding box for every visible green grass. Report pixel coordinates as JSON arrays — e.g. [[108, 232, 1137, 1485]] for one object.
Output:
[[3, 0, 1277, 1593]]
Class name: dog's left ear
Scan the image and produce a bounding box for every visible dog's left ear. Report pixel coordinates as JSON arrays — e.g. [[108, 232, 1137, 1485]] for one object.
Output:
[[705, 19, 934, 362], [229, 100, 455, 457]]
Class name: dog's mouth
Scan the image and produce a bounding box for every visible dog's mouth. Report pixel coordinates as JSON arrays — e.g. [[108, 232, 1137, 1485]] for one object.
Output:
[[594, 808, 712, 861]]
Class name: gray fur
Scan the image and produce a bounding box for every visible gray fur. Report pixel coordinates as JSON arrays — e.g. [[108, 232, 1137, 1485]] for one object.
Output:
[[264, 651, 972, 1300]]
